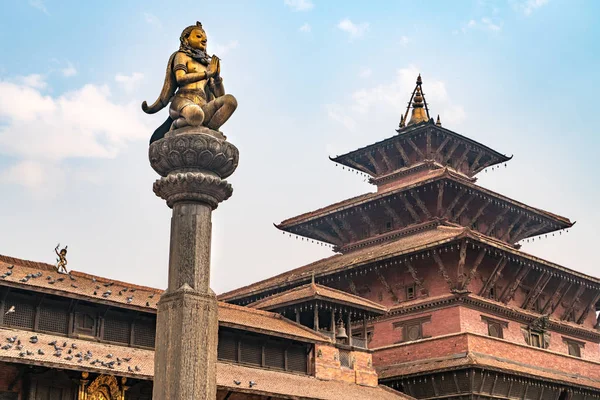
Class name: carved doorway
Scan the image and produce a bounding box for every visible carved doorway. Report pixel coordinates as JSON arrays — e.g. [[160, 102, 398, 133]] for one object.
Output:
[[87, 375, 122, 400]]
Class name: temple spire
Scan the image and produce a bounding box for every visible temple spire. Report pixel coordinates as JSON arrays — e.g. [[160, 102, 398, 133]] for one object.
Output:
[[436, 115, 442, 127], [399, 74, 431, 129]]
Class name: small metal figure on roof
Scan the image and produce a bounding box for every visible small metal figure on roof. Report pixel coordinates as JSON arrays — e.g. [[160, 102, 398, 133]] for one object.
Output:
[[54, 244, 68, 274]]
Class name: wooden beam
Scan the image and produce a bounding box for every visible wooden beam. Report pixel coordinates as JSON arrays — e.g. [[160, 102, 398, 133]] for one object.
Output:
[[346, 278, 359, 296], [457, 240, 467, 288], [473, 156, 494, 175], [500, 265, 531, 304], [343, 158, 376, 176], [433, 252, 454, 290], [479, 257, 507, 297], [561, 285, 586, 321], [405, 260, 426, 295], [339, 218, 358, 242], [513, 222, 549, 243], [365, 152, 383, 175], [406, 138, 425, 159], [302, 226, 343, 246], [443, 188, 467, 219], [506, 216, 531, 243], [500, 214, 523, 242], [540, 280, 567, 314], [378, 147, 394, 172], [467, 199, 491, 229], [434, 136, 451, 161], [426, 132, 432, 158], [382, 202, 405, 227], [454, 147, 471, 171], [436, 183, 445, 217], [521, 272, 550, 310], [442, 141, 460, 165], [485, 207, 510, 236], [394, 141, 411, 167], [452, 193, 475, 222], [358, 209, 377, 234], [470, 150, 484, 173], [576, 290, 600, 325], [401, 194, 421, 223], [375, 270, 398, 302], [326, 219, 349, 243], [462, 248, 487, 291], [410, 190, 431, 219]]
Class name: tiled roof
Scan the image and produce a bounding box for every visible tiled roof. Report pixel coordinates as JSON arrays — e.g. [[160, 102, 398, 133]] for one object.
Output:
[[248, 283, 388, 314], [218, 302, 331, 343], [277, 168, 572, 230], [0, 255, 330, 344], [217, 362, 412, 400], [0, 326, 154, 380], [377, 352, 600, 391], [219, 225, 467, 302], [0, 327, 411, 399], [330, 122, 511, 171]]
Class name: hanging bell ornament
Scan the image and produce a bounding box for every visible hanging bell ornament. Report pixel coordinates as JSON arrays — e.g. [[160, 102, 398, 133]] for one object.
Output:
[[336, 319, 348, 340]]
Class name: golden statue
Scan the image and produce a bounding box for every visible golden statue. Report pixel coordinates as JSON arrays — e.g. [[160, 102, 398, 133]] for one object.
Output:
[[142, 22, 238, 143], [54, 244, 68, 274]]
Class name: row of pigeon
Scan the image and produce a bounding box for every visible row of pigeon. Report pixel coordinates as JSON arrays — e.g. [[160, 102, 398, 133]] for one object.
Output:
[[0, 264, 159, 308], [1, 334, 142, 374]]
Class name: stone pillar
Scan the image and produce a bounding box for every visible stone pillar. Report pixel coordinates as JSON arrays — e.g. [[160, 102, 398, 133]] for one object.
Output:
[[149, 126, 239, 400]]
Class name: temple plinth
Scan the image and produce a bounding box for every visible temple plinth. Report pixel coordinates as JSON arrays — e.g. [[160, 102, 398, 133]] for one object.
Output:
[[149, 127, 239, 400]]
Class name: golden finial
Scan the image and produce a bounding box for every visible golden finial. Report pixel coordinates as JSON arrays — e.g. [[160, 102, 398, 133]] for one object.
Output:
[[407, 87, 428, 126], [416, 74, 422, 85], [436, 115, 442, 127], [399, 114, 406, 129]]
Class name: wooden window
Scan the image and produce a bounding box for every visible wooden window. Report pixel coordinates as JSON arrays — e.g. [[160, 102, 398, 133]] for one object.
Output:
[[563, 337, 585, 358], [488, 285, 497, 301], [133, 317, 156, 348], [530, 332, 542, 348], [103, 312, 131, 344], [406, 284, 416, 300], [3, 292, 35, 330], [394, 316, 431, 343], [338, 349, 353, 369], [481, 316, 508, 339], [217, 329, 309, 374], [74, 312, 96, 336], [384, 221, 393, 232], [38, 299, 69, 335]]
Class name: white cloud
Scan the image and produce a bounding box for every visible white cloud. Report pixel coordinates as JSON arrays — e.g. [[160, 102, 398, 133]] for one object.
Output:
[[358, 68, 372, 78], [326, 65, 466, 130], [212, 40, 239, 57], [462, 17, 502, 33], [337, 19, 369, 39], [144, 12, 162, 28], [17, 74, 47, 89], [114, 72, 144, 93], [514, 0, 549, 15], [62, 62, 77, 77], [325, 104, 357, 131], [299, 23, 311, 33], [29, 0, 49, 14], [0, 78, 150, 194], [284, 0, 314, 12], [399, 36, 411, 46]]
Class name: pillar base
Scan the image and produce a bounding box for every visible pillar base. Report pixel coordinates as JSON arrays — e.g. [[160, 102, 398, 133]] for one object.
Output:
[[153, 285, 218, 400]]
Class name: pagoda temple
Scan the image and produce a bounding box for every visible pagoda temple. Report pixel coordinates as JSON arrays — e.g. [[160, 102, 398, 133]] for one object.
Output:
[[220, 76, 600, 399]]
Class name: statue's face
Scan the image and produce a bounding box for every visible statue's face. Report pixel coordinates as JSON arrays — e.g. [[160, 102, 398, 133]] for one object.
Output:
[[187, 28, 207, 51]]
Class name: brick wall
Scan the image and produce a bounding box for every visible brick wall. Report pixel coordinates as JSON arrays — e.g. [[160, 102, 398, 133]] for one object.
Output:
[[314, 344, 378, 387]]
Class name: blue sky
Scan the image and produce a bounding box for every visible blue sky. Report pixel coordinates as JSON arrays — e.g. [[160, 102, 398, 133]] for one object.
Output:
[[0, 0, 598, 293]]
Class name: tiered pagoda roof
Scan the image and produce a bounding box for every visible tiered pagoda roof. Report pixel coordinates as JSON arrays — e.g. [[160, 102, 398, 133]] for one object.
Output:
[[273, 75, 573, 253]]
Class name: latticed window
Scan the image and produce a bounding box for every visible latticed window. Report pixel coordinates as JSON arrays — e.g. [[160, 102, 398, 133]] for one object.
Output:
[[405, 323, 422, 341], [240, 337, 262, 365], [3, 293, 35, 330], [563, 337, 584, 358], [103, 313, 131, 344], [481, 315, 507, 339], [406, 284, 416, 300], [394, 316, 430, 343], [74, 312, 96, 336], [38, 299, 69, 335], [264, 341, 285, 370], [339, 349, 352, 368], [217, 332, 237, 362], [287, 345, 307, 373], [133, 318, 156, 348]]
